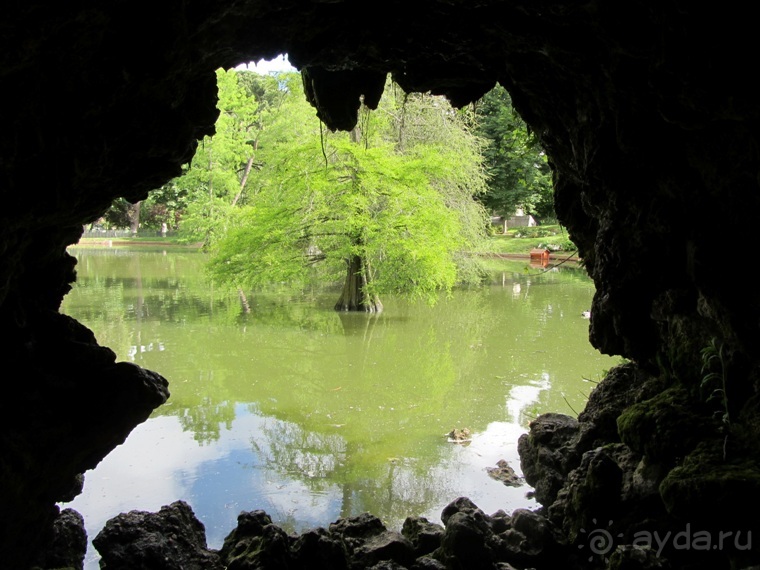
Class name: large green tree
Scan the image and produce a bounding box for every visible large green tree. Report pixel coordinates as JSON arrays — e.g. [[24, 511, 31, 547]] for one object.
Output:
[[472, 85, 554, 220], [208, 74, 491, 312]]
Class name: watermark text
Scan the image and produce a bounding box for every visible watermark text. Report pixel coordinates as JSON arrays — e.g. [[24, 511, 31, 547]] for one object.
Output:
[[580, 520, 752, 561]]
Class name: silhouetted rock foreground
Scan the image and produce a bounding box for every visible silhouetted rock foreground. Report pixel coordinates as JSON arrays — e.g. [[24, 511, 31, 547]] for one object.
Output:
[[83, 364, 760, 570], [91, 498, 568, 570]]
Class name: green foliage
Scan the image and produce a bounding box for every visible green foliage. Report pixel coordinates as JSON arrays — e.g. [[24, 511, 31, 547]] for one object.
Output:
[[537, 239, 576, 252], [163, 68, 299, 244], [511, 226, 560, 239], [101, 197, 133, 229], [98, 68, 278, 237], [472, 85, 554, 219], [101, 68, 496, 303], [176, 69, 264, 244], [207, 74, 491, 305], [139, 183, 187, 230], [488, 224, 577, 255]]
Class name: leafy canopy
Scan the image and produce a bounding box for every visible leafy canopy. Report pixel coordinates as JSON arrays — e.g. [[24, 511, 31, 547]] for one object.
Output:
[[472, 85, 554, 220], [169, 69, 290, 243], [206, 73, 491, 303]]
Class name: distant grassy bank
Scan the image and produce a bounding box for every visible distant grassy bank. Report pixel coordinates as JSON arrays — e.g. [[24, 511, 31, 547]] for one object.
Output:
[[72, 236, 201, 248], [486, 224, 576, 256], [72, 224, 579, 260]]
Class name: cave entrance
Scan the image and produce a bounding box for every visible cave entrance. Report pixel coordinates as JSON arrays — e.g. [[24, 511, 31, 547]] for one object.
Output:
[[60, 55, 613, 566]]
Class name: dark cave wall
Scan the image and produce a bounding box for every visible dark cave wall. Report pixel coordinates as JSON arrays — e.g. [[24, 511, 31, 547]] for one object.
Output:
[[2, 2, 760, 568], [1, 4, 225, 567]]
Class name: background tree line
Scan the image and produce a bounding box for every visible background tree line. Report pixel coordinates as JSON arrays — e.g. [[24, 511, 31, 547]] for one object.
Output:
[[97, 68, 554, 310], [100, 70, 553, 235]]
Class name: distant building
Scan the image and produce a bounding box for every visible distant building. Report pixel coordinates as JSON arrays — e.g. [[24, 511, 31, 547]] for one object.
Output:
[[508, 207, 537, 228], [490, 208, 537, 233]]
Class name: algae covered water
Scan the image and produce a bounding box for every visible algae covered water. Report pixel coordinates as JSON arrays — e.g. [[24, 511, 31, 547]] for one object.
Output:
[[60, 247, 616, 566]]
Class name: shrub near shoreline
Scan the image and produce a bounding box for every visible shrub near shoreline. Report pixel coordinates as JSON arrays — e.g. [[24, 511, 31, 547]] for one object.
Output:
[[490, 224, 577, 255]]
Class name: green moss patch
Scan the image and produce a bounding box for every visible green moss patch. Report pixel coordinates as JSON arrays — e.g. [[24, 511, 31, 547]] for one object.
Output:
[[617, 387, 714, 464]]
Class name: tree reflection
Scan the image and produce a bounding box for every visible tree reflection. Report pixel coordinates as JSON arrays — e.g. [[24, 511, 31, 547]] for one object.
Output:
[[254, 415, 346, 487], [177, 398, 236, 445], [249, 412, 448, 524], [61, 249, 616, 526]]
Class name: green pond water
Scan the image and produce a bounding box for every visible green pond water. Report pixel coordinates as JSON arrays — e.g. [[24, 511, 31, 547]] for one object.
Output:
[[60, 247, 617, 565]]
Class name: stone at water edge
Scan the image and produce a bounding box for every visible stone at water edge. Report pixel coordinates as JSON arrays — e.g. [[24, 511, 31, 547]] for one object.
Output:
[[486, 459, 524, 487]]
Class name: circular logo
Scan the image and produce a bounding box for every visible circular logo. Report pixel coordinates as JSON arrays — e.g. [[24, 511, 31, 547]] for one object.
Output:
[[578, 519, 623, 562]]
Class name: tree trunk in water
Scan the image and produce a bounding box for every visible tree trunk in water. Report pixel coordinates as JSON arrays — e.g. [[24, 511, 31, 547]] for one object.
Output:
[[334, 254, 382, 313], [334, 122, 380, 312]]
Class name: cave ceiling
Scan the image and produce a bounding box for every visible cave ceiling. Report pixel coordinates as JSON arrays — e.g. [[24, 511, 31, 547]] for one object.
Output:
[[3, 2, 760, 568]]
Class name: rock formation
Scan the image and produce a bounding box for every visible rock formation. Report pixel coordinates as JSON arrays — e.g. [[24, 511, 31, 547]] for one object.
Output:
[[2, 2, 759, 568]]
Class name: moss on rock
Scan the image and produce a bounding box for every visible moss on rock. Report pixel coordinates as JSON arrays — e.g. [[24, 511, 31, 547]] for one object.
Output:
[[659, 440, 760, 528], [617, 387, 714, 465]]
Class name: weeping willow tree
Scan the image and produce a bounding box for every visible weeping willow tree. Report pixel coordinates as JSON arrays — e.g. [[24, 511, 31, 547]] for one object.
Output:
[[207, 73, 491, 312]]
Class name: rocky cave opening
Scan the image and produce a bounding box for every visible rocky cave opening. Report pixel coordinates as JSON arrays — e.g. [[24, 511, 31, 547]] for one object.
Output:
[[2, 2, 760, 569]]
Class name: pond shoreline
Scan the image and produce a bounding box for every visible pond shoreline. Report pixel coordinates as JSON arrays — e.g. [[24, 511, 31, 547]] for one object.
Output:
[[479, 251, 580, 262], [70, 239, 204, 248], [70, 238, 582, 263]]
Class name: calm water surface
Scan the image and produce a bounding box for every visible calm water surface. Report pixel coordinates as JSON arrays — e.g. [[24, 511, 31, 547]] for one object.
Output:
[[60, 248, 616, 567]]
